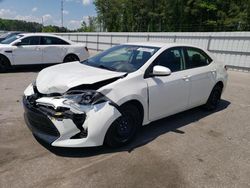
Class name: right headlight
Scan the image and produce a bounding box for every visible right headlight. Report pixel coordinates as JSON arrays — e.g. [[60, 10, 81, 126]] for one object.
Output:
[[62, 90, 109, 105]]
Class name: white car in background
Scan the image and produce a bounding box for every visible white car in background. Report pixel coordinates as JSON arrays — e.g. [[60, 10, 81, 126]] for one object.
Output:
[[23, 43, 228, 148], [0, 33, 89, 72]]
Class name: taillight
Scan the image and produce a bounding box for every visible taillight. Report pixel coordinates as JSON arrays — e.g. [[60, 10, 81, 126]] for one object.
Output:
[[85, 47, 89, 52]]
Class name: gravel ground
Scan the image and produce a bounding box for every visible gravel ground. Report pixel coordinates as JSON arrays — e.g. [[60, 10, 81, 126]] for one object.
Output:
[[0, 67, 249, 188]]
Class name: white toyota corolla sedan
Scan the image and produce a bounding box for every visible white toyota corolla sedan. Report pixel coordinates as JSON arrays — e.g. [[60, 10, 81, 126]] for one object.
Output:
[[23, 42, 228, 148], [0, 33, 89, 72]]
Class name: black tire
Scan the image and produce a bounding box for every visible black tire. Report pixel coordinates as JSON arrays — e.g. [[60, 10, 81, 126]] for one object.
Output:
[[0, 55, 11, 73], [104, 104, 141, 148], [204, 85, 223, 111], [63, 54, 80, 63]]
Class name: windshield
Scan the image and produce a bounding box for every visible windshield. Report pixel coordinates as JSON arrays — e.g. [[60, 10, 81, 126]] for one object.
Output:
[[0, 34, 23, 44], [0, 33, 11, 39], [81, 45, 159, 73]]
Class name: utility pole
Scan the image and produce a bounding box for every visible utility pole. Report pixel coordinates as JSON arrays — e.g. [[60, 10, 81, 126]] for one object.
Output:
[[61, 0, 64, 28], [41, 17, 44, 30]]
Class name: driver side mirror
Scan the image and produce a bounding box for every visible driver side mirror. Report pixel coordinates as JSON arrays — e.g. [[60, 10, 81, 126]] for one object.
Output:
[[13, 39, 22, 46], [150, 65, 171, 77]]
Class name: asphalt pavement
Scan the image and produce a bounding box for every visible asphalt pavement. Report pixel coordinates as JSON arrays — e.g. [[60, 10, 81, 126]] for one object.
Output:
[[0, 68, 249, 188]]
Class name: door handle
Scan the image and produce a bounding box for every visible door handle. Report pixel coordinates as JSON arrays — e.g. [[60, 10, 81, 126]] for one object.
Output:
[[36, 47, 41, 51], [182, 75, 191, 81], [4, 50, 12, 53]]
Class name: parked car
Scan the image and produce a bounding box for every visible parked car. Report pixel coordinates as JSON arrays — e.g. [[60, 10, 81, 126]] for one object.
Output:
[[0, 31, 21, 42], [0, 33, 89, 72], [23, 43, 228, 148]]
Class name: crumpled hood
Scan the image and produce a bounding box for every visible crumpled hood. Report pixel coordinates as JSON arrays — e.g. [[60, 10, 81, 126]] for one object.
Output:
[[36, 62, 125, 94]]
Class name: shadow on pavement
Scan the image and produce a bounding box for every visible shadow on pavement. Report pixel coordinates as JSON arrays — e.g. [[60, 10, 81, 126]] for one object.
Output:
[[2, 64, 57, 73], [35, 99, 230, 158]]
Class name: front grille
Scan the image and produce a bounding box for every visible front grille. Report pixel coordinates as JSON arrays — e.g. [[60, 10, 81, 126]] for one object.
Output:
[[25, 109, 59, 136], [23, 97, 60, 137]]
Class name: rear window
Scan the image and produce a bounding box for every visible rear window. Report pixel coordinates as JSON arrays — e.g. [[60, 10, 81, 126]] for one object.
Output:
[[41, 36, 69, 45], [185, 47, 212, 69]]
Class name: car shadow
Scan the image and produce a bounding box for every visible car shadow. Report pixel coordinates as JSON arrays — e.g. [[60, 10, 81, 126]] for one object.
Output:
[[2, 64, 57, 73], [35, 99, 230, 158]]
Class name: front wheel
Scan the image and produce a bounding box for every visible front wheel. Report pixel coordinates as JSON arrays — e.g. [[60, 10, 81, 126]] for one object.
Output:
[[104, 104, 141, 148], [204, 85, 223, 111]]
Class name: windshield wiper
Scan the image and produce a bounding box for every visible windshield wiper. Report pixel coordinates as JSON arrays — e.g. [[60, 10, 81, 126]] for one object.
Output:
[[82, 61, 117, 72], [98, 65, 116, 71]]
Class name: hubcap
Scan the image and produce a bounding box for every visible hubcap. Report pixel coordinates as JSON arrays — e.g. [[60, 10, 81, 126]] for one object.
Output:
[[115, 115, 134, 142], [117, 118, 130, 136]]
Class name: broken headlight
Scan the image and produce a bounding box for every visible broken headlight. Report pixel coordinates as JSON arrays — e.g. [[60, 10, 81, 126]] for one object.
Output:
[[62, 90, 108, 105]]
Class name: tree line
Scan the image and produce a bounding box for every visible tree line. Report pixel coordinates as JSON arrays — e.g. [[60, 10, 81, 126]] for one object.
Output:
[[0, 18, 70, 32], [94, 0, 250, 32], [0, 18, 43, 32], [1, 0, 250, 32], [0, 17, 97, 32]]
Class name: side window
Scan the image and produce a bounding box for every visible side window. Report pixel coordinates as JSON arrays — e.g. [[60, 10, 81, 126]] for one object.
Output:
[[41, 37, 52, 45], [52, 37, 69, 45], [20, 37, 40, 46], [41, 37, 69, 45], [153, 48, 184, 72], [185, 48, 212, 69]]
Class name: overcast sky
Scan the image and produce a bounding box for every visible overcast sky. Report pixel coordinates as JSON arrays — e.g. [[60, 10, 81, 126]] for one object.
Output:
[[0, 0, 96, 29]]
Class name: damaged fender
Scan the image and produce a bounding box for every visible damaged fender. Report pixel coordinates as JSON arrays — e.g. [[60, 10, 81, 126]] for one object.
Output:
[[25, 94, 122, 147], [51, 101, 121, 147]]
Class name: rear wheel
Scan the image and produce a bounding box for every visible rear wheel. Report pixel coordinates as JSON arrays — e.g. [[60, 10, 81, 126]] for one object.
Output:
[[105, 104, 141, 148], [204, 84, 223, 111], [63, 54, 80, 63], [0, 55, 11, 73]]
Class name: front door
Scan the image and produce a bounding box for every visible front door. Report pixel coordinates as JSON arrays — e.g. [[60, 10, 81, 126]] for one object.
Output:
[[12, 36, 42, 65], [146, 47, 191, 121]]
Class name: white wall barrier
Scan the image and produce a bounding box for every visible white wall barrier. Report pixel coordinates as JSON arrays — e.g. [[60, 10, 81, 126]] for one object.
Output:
[[56, 32, 250, 71]]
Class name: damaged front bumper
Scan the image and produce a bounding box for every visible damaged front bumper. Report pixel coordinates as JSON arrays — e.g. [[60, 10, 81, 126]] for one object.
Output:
[[23, 84, 121, 147]]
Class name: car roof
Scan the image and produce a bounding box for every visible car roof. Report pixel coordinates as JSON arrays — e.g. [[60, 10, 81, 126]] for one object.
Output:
[[125, 42, 202, 49], [16, 33, 73, 44], [5, 31, 21, 34], [20, 33, 60, 37]]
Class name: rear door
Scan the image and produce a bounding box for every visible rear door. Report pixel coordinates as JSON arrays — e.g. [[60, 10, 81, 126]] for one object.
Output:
[[12, 36, 43, 65], [146, 47, 191, 121], [183, 47, 216, 108], [40, 36, 69, 64]]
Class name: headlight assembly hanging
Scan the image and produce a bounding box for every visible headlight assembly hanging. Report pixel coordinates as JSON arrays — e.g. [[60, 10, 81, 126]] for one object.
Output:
[[62, 90, 109, 105]]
